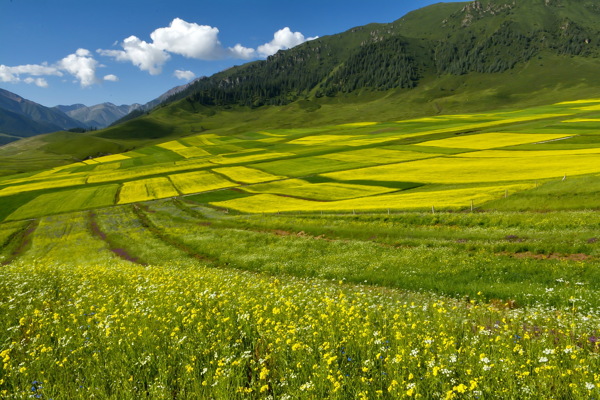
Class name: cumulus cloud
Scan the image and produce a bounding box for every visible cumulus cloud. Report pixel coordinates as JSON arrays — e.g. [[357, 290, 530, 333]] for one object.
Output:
[[23, 77, 49, 88], [58, 48, 99, 87], [98, 36, 170, 75], [152, 18, 225, 60], [98, 18, 315, 74], [103, 74, 119, 82], [0, 49, 104, 88], [257, 27, 318, 57], [229, 43, 256, 59], [0, 63, 62, 85], [174, 69, 196, 81]]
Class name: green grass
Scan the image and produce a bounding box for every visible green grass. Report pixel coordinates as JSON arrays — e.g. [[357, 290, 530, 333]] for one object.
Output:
[[2, 199, 600, 398], [6, 184, 120, 221], [184, 188, 252, 203], [0, 99, 600, 221], [483, 174, 600, 211], [255, 157, 370, 177], [4, 50, 600, 178]]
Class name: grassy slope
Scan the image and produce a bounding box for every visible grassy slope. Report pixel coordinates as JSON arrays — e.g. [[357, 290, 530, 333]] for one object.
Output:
[[3, 52, 600, 176], [0, 96, 599, 224]]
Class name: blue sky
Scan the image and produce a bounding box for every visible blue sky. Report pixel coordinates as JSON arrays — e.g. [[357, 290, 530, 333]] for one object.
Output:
[[1, 0, 452, 107]]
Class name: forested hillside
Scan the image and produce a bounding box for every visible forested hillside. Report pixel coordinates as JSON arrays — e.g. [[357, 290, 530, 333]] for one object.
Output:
[[157, 0, 600, 109]]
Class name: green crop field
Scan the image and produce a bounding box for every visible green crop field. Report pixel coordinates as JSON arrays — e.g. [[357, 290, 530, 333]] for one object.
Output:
[[2, 100, 600, 398], [0, 99, 599, 220]]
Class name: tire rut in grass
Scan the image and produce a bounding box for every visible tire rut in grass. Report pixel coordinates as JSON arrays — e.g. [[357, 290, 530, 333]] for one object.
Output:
[[132, 204, 216, 264], [172, 198, 212, 222], [173, 200, 372, 247], [88, 211, 147, 265], [1, 220, 39, 266]]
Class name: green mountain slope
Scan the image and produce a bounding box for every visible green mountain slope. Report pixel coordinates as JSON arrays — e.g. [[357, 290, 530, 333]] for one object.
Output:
[[167, 0, 600, 106], [3, 0, 600, 175]]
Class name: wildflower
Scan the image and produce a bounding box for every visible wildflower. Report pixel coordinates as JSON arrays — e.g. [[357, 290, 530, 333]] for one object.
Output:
[[259, 367, 269, 380], [454, 383, 467, 393]]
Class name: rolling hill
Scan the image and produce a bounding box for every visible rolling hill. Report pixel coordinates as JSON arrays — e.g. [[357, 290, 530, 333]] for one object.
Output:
[[3, 0, 600, 175], [3, 2, 600, 397]]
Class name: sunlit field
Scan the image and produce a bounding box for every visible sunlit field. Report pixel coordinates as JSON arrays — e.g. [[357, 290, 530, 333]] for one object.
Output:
[[1, 100, 600, 398], [0, 100, 599, 220], [1, 202, 600, 399]]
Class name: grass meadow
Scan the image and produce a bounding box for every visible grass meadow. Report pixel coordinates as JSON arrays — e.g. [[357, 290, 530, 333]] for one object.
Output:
[[1, 100, 600, 398]]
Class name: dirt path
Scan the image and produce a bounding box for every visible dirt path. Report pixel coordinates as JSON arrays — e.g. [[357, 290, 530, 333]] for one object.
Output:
[[1, 220, 39, 266], [88, 211, 147, 265]]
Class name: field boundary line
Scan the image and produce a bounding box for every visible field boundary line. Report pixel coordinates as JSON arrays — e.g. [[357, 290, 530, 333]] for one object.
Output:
[[132, 203, 216, 263], [1, 219, 38, 266], [88, 211, 147, 265]]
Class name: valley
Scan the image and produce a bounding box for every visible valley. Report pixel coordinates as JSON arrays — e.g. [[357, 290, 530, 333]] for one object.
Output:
[[2, 0, 600, 398], [1, 98, 600, 398]]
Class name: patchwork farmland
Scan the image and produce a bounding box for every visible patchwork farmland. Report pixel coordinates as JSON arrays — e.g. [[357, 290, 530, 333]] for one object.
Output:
[[1, 100, 600, 399], [1, 100, 600, 222]]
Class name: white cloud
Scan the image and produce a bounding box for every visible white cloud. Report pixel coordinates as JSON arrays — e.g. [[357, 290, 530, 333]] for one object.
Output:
[[58, 48, 99, 87], [229, 43, 256, 59], [0, 49, 103, 88], [257, 27, 317, 57], [0, 63, 62, 85], [98, 36, 170, 75], [104, 74, 119, 82], [98, 19, 316, 74], [23, 77, 49, 88], [174, 69, 196, 81], [152, 18, 225, 60]]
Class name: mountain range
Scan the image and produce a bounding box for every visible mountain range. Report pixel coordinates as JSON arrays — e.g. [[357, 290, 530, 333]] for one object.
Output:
[[53, 103, 141, 129], [2, 0, 600, 174], [0, 75, 200, 144], [0, 88, 85, 144]]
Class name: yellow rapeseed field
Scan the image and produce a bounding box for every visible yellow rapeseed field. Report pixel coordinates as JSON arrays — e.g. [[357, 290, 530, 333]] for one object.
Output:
[[244, 181, 397, 201], [337, 122, 379, 127], [324, 154, 600, 184], [414, 133, 573, 150], [170, 170, 237, 194], [87, 161, 213, 184], [243, 178, 309, 193], [563, 118, 600, 123], [459, 149, 600, 158], [213, 166, 284, 183], [210, 152, 295, 164], [556, 99, 600, 105], [289, 135, 358, 145], [0, 176, 88, 197], [90, 153, 131, 163], [212, 183, 534, 213], [118, 177, 179, 204], [396, 114, 569, 134], [157, 140, 210, 158], [320, 149, 438, 164]]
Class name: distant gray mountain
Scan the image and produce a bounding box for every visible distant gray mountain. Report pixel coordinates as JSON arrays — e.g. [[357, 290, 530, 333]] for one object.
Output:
[[0, 88, 84, 140], [54, 103, 87, 114], [142, 79, 199, 111], [54, 102, 141, 128]]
